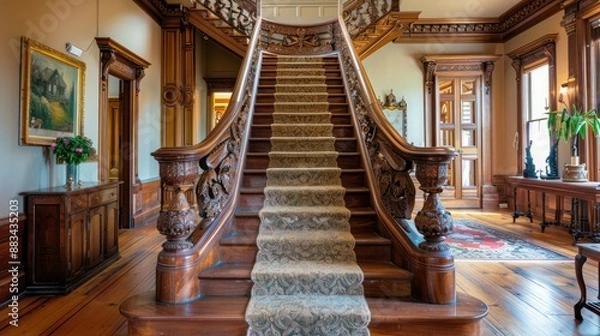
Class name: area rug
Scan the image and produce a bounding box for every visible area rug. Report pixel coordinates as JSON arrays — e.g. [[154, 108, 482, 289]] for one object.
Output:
[[446, 219, 571, 261]]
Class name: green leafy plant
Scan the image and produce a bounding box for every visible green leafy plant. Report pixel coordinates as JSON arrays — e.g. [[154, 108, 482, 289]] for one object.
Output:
[[50, 135, 95, 165], [547, 104, 600, 156]]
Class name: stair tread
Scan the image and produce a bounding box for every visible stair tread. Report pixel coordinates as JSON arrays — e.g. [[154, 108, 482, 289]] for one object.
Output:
[[222, 231, 389, 246], [199, 261, 411, 280], [121, 292, 488, 323]]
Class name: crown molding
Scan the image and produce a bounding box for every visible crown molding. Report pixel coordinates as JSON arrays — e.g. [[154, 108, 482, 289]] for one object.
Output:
[[396, 0, 564, 43]]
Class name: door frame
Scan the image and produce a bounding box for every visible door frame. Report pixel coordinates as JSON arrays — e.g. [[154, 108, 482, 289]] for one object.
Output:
[[96, 37, 150, 229], [422, 55, 500, 209]]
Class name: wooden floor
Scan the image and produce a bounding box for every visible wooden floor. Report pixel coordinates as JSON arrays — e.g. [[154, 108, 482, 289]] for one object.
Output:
[[1, 210, 598, 335]]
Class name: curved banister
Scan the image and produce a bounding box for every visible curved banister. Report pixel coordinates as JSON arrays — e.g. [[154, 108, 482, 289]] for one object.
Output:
[[151, 16, 264, 303], [151, 12, 457, 305], [333, 16, 457, 303]]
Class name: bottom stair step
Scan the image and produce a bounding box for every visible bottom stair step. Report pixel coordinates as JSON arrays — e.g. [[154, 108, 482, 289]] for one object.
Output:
[[121, 292, 488, 336], [246, 294, 370, 336]]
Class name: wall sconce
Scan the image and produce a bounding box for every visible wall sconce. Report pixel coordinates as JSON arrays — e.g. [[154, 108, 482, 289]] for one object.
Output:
[[66, 42, 83, 57], [558, 83, 568, 103]]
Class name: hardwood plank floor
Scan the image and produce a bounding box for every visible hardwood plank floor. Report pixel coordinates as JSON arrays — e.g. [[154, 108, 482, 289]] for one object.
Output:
[[0, 210, 598, 335]]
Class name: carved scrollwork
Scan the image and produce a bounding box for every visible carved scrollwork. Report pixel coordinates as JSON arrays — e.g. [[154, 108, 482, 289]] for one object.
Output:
[[194, 0, 255, 36], [343, 0, 393, 37], [334, 23, 415, 222], [259, 21, 334, 54], [157, 187, 198, 251]]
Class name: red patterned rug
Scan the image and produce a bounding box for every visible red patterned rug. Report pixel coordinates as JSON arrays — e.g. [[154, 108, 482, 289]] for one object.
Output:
[[446, 219, 571, 260]]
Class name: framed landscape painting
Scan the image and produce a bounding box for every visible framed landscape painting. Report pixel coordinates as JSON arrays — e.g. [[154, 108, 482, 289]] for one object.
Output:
[[20, 37, 86, 146]]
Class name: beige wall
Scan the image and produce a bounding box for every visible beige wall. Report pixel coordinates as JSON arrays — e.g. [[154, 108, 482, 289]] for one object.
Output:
[[0, 0, 161, 217], [261, 0, 339, 24]]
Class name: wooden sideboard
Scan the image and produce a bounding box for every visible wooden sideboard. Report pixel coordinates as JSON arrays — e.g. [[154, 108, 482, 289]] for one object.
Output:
[[20, 182, 121, 294], [505, 176, 600, 242]]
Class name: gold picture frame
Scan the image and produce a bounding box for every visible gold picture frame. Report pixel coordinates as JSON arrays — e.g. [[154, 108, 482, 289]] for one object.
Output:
[[20, 36, 86, 146]]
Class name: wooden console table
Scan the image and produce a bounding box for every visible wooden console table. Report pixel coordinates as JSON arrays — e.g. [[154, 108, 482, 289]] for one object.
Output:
[[21, 182, 121, 294], [505, 176, 600, 242], [574, 244, 600, 320]]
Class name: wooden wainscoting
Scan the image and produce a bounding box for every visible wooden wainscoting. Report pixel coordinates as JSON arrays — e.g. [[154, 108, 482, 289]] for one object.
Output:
[[132, 178, 161, 228], [0, 213, 26, 307]]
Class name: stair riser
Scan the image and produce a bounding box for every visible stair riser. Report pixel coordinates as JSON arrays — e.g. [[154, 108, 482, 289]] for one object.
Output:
[[242, 172, 267, 188], [258, 85, 345, 95], [250, 125, 354, 138], [255, 103, 349, 114], [256, 94, 347, 104], [363, 280, 411, 298], [199, 279, 252, 297], [224, 246, 388, 266], [244, 154, 361, 170], [238, 191, 371, 209], [355, 245, 391, 261], [261, 68, 342, 77], [257, 76, 343, 87], [198, 277, 410, 299], [242, 169, 364, 189], [261, 63, 340, 72], [220, 245, 257, 264], [233, 213, 377, 234]]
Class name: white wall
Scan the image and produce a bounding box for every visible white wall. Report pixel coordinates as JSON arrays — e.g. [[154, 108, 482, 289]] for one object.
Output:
[[0, 0, 161, 217], [261, 0, 339, 24]]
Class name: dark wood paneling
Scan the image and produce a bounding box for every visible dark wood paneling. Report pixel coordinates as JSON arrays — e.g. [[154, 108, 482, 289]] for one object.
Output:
[[0, 213, 26, 307], [132, 178, 161, 228]]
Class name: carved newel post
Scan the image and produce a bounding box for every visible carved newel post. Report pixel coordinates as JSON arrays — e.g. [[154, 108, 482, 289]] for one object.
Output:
[[156, 159, 201, 251], [413, 161, 454, 252]]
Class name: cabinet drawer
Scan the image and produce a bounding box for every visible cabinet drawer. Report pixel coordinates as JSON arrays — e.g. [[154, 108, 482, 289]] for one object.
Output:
[[69, 194, 88, 213], [89, 187, 118, 207]]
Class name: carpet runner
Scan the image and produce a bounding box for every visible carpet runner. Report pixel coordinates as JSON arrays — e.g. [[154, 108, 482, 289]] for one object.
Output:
[[245, 56, 371, 335]]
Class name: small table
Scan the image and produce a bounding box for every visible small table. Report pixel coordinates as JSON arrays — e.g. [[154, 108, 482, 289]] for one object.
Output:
[[574, 243, 600, 320]]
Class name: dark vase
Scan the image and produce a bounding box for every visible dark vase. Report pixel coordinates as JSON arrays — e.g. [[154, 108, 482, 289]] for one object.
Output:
[[65, 163, 79, 188]]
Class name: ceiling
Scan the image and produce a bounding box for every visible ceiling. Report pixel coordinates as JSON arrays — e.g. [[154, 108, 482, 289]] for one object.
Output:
[[167, 0, 527, 20], [401, 0, 524, 19]]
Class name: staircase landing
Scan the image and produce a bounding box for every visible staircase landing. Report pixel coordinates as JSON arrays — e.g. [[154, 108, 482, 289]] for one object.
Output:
[[121, 292, 488, 335]]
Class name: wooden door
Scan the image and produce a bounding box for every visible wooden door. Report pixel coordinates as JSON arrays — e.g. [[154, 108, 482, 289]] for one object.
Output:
[[437, 77, 481, 207], [68, 211, 87, 281], [104, 201, 119, 258], [88, 206, 105, 268]]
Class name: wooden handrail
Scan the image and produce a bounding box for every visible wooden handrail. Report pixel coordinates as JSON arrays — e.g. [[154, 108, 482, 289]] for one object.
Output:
[[151, 16, 264, 303], [333, 15, 458, 304]]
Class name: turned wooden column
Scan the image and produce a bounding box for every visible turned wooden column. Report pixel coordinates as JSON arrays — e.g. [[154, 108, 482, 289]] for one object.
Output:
[[161, 8, 196, 147], [155, 159, 201, 251], [413, 161, 453, 252]]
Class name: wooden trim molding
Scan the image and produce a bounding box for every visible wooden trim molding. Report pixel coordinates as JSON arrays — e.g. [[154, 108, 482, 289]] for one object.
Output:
[[506, 34, 558, 176], [96, 37, 151, 229], [397, 0, 563, 43], [0, 213, 27, 307], [132, 178, 162, 227]]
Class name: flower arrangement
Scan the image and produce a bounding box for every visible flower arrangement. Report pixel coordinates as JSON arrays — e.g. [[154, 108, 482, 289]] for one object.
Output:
[[50, 135, 95, 165]]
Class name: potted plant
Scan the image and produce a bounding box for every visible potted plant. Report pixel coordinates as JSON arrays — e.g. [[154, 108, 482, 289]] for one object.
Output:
[[50, 135, 95, 187], [546, 104, 600, 181]]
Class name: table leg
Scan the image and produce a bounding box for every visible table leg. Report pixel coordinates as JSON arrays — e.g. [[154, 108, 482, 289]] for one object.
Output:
[[526, 190, 533, 223], [574, 253, 587, 321], [512, 186, 518, 223], [541, 192, 547, 232]]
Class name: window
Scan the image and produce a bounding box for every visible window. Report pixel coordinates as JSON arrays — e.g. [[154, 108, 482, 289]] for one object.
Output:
[[523, 64, 550, 175], [507, 34, 557, 176]]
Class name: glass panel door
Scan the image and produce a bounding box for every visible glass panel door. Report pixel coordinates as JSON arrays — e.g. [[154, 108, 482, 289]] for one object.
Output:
[[437, 77, 481, 201]]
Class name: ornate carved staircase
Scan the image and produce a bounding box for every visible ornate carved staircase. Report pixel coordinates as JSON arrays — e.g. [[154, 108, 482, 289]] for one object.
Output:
[[120, 16, 487, 336], [188, 0, 416, 59]]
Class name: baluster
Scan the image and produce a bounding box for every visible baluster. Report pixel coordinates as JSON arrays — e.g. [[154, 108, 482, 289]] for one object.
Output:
[[155, 160, 201, 251], [413, 161, 454, 252]]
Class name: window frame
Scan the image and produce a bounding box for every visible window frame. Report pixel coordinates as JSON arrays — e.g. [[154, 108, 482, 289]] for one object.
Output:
[[507, 34, 558, 176]]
